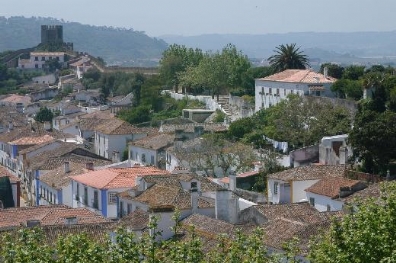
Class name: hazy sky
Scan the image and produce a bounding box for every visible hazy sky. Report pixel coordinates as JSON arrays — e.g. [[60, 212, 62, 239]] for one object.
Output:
[[2, 0, 396, 37]]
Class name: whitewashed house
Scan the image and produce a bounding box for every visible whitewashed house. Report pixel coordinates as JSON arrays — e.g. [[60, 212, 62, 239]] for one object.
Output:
[[305, 176, 366, 212], [18, 52, 66, 70], [70, 166, 169, 219], [267, 165, 346, 204], [129, 133, 174, 169], [255, 69, 336, 112], [94, 118, 154, 161]]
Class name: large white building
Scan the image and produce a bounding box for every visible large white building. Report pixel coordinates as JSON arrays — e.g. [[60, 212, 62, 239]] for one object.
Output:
[[255, 69, 337, 112], [18, 52, 66, 70]]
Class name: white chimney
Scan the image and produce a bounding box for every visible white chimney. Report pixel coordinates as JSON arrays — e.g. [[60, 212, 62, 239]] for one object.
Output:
[[43, 121, 51, 131], [191, 189, 199, 214], [228, 171, 236, 191], [112, 151, 120, 163], [215, 189, 239, 224], [324, 66, 329, 78], [64, 161, 70, 173]]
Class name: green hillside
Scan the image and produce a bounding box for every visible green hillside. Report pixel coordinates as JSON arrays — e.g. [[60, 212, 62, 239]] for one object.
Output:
[[0, 16, 168, 66]]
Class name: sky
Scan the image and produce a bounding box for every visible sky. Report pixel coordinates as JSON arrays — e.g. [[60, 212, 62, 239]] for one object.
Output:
[[2, 0, 396, 37]]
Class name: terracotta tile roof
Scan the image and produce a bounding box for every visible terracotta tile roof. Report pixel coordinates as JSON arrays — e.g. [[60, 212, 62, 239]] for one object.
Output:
[[237, 170, 260, 178], [0, 205, 110, 229], [0, 94, 32, 104], [258, 69, 337, 83], [0, 166, 20, 183], [305, 177, 363, 199], [130, 133, 174, 150], [268, 165, 346, 181], [95, 118, 156, 135], [132, 184, 214, 210], [40, 161, 109, 189], [342, 183, 381, 203], [118, 209, 149, 230], [71, 167, 169, 189], [9, 134, 54, 145], [79, 109, 114, 120], [254, 202, 341, 224], [181, 213, 235, 236], [0, 122, 66, 143]]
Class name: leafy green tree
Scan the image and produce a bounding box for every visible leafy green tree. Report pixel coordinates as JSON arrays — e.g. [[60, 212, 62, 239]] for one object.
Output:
[[268, 43, 310, 73], [349, 108, 396, 174], [330, 79, 363, 100], [34, 107, 54, 123], [309, 182, 396, 262], [342, 65, 365, 80], [228, 117, 254, 139], [238, 66, 274, 96], [159, 44, 204, 91], [319, 63, 344, 79]]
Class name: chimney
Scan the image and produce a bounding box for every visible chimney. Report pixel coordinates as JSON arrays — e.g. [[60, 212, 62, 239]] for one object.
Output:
[[228, 170, 236, 191], [112, 151, 120, 163], [215, 189, 239, 224], [8, 121, 13, 131], [339, 146, 348, 165], [64, 161, 70, 173], [43, 121, 51, 131], [324, 66, 329, 78], [191, 188, 199, 214], [85, 162, 94, 170]]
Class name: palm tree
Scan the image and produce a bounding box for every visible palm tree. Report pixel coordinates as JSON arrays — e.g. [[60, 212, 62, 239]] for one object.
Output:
[[268, 43, 310, 72]]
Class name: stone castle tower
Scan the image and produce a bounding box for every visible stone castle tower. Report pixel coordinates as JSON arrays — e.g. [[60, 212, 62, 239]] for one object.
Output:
[[41, 25, 63, 44]]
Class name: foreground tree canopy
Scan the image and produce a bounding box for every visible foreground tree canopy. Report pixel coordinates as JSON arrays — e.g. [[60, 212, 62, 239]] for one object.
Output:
[[309, 181, 396, 262]]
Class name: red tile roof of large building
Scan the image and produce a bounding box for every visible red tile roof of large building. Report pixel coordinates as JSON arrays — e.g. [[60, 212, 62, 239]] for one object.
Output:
[[258, 69, 337, 83], [71, 167, 170, 189]]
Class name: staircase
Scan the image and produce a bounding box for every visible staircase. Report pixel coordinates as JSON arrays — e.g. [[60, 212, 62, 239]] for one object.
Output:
[[217, 96, 232, 117]]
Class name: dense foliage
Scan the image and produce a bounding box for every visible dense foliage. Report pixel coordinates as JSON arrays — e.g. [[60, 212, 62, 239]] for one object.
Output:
[[34, 107, 54, 123], [309, 181, 396, 262], [0, 62, 43, 94], [0, 220, 300, 263]]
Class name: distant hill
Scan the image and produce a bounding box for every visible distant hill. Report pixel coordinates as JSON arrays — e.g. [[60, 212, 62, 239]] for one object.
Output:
[[0, 16, 168, 66], [161, 32, 396, 66]]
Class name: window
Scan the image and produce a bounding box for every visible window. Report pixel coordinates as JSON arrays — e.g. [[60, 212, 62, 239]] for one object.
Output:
[[291, 90, 294, 94], [327, 204, 331, 211], [93, 190, 99, 209], [130, 150, 134, 160], [40, 186, 43, 195], [315, 90, 321, 96], [50, 193, 53, 203], [274, 182, 278, 194], [127, 204, 132, 215], [41, 57, 45, 61], [309, 197, 315, 206], [35, 56, 38, 61], [84, 187, 88, 205], [150, 155, 154, 165], [191, 182, 198, 192], [108, 192, 117, 204], [76, 183, 80, 201], [268, 88, 272, 94], [35, 64, 38, 69], [141, 153, 146, 163], [276, 88, 280, 96], [284, 89, 287, 96]]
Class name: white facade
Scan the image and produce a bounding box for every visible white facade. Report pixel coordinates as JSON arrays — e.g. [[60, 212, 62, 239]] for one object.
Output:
[[255, 75, 335, 112], [71, 180, 129, 219], [129, 145, 158, 166], [267, 178, 319, 204], [18, 52, 65, 70], [95, 132, 147, 160], [305, 192, 344, 212]]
